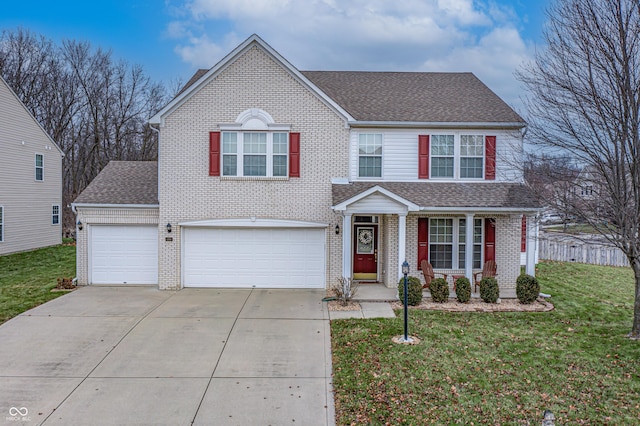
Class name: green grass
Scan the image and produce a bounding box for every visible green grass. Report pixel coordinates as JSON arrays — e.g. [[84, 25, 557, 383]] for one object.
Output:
[[0, 240, 76, 324], [544, 223, 599, 234], [331, 261, 640, 424]]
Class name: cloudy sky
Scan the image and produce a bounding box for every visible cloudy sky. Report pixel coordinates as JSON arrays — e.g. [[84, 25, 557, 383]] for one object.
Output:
[[1, 0, 551, 112]]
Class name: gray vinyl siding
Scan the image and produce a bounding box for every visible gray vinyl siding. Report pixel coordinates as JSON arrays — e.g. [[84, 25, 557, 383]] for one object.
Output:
[[0, 77, 63, 255]]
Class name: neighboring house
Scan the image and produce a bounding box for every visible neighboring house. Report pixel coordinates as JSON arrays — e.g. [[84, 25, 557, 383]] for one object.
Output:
[[0, 76, 63, 255], [72, 35, 541, 296]]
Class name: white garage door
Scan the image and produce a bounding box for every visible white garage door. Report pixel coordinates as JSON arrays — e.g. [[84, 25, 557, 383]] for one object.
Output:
[[183, 227, 326, 288], [90, 225, 158, 284]]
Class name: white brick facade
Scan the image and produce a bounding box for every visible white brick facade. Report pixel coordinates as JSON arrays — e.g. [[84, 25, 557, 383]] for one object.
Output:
[[157, 45, 349, 289]]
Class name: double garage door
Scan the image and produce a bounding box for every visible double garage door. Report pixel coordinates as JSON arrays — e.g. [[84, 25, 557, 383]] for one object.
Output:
[[90, 225, 325, 288], [183, 227, 326, 288]]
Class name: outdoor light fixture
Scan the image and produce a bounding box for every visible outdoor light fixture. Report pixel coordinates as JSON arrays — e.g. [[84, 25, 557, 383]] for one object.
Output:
[[335, 224, 340, 235], [402, 261, 409, 276], [166, 223, 172, 233], [77, 220, 83, 231]]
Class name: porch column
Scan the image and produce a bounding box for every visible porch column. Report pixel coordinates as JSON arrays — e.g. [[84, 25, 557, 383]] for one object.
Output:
[[526, 215, 537, 276], [342, 213, 353, 278], [398, 213, 407, 279], [465, 213, 474, 281]]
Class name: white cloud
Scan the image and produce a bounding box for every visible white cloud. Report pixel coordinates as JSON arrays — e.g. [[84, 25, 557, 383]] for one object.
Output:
[[166, 0, 534, 106]]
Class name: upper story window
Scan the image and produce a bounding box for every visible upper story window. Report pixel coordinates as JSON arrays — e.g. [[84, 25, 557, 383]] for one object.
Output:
[[218, 108, 292, 178], [431, 135, 454, 178], [222, 131, 288, 177], [460, 135, 484, 178], [358, 133, 382, 178], [35, 154, 44, 181], [430, 134, 487, 179], [52, 205, 60, 225]]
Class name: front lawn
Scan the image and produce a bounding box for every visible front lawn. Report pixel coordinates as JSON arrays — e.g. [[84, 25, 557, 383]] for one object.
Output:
[[331, 261, 640, 424], [0, 241, 76, 324]]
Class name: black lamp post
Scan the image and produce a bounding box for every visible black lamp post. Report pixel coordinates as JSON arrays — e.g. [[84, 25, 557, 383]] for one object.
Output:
[[402, 260, 410, 342]]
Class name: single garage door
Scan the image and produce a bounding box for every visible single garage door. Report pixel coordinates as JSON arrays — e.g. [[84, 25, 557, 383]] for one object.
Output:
[[183, 227, 326, 288], [90, 225, 158, 284]]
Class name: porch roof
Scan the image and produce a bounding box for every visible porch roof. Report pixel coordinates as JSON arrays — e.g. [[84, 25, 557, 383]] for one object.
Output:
[[332, 182, 541, 211]]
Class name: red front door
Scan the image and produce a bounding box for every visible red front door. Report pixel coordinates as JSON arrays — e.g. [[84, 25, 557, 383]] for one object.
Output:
[[353, 225, 378, 280]]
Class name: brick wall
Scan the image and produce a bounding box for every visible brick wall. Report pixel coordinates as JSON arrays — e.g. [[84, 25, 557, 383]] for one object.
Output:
[[157, 45, 349, 289]]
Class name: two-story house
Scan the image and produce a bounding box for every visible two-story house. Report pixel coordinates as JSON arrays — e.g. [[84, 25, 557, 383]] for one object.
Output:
[[72, 35, 540, 296], [0, 75, 63, 255]]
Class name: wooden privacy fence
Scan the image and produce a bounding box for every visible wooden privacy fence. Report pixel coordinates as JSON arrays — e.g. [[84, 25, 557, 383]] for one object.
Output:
[[538, 235, 629, 267]]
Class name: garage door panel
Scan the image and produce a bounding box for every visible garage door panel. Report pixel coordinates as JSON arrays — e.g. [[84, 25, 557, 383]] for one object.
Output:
[[183, 227, 326, 288], [91, 225, 158, 285]]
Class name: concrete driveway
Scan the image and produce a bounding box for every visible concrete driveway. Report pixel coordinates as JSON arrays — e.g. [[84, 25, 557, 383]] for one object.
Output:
[[0, 287, 334, 425]]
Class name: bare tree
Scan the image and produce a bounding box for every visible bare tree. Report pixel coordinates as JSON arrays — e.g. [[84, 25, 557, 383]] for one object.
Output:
[[0, 28, 168, 234], [517, 0, 640, 338]]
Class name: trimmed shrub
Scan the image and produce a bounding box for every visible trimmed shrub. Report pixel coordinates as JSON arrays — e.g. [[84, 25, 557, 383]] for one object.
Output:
[[430, 278, 449, 303], [455, 277, 471, 303], [397, 276, 423, 306], [516, 274, 540, 304], [479, 277, 499, 303]]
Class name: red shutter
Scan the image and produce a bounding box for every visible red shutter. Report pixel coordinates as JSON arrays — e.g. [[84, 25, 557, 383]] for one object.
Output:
[[484, 218, 496, 262], [418, 218, 429, 269], [418, 135, 430, 179], [485, 136, 496, 180], [521, 215, 527, 252], [289, 132, 300, 178], [209, 132, 220, 176]]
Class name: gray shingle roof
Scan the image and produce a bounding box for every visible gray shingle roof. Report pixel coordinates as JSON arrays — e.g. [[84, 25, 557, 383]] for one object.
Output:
[[333, 182, 540, 210], [302, 71, 524, 123], [178, 68, 524, 124], [74, 161, 158, 205]]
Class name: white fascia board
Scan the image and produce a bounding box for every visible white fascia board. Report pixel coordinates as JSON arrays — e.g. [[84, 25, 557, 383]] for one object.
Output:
[[149, 34, 355, 126], [419, 206, 542, 214], [71, 203, 159, 210], [179, 218, 328, 228], [348, 121, 526, 130], [332, 185, 420, 212]]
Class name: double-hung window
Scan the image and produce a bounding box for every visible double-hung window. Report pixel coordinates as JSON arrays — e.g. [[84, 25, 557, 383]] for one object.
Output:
[[358, 134, 382, 178], [429, 134, 486, 179], [458, 218, 482, 269], [429, 217, 483, 269], [35, 154, 44, 181], [222, 132, 288, 177], [52, 205, 60, 225], [460, 135, 484, 178], [430, 135, 454, 178]]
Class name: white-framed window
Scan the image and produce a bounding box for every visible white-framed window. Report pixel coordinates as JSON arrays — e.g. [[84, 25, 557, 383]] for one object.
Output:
[[0, 206, 3, 242], [429, 217, 483, 269], [52, 205, 60, 225], [460, 135, 484, 178], [431, 135, 455, 178], [430, 134, 485, 179], [358, 133, 383, 178], [222, 132, 288, 177], [458, 218, 482, 269], [35, 154, 44, 181]]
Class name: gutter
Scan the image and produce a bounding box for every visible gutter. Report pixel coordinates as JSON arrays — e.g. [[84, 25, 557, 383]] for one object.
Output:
[[347, 121, 526, 130]]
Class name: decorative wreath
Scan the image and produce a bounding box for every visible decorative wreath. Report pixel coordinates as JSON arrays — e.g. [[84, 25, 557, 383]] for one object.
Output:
[[358, 229, 373, 245]]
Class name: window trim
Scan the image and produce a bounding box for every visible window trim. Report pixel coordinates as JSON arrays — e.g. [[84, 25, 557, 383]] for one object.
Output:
[[428, 217, 483, 269], [429, 133, 486, 180], [221, 131, 289, 178], [52, 205, 60, 226], [357, 133, 383, 179], [35, 153, 44, 181]]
